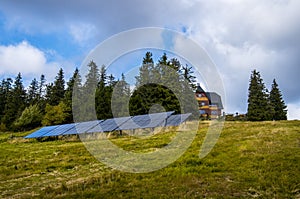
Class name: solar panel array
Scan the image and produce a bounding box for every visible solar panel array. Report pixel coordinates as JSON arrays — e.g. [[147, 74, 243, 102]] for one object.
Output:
[[24, 111, 191, 139], [87, 117, 131, 133], [165, 113, 191, 126], [118, 111, 174, 130]]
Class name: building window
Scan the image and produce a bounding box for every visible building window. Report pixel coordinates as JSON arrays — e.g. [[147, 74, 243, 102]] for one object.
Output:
[[199, 110, 206, 114], [211, 110, 218, 115]]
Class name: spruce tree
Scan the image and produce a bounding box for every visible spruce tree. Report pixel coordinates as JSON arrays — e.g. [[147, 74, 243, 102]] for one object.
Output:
[[269, 79, 287, 120], [46, 68, 65, 106], [95, 65, 113, 119], [0, 78, 12, 122], [136, 51, 153, 86], [28, 78, 39, 105], [247, 70, 269, 121], [111, 73, 131, 117], [78, 61, 100, 121], [38, 74, 46, 100], [182, 64, 197, 90], [2, 73, 27, 129], [64, 68, 82, 123]]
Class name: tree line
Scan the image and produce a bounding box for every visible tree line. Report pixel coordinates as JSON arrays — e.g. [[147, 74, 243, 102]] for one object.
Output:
[[0, 52, 198, 132], [247, 69, 287, 121]]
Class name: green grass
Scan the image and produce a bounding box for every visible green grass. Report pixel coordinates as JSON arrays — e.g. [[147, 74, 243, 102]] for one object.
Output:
[[0, 121, 299, 198]]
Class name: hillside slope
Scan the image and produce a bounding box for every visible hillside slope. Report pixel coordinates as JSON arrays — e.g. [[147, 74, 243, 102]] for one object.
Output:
[[0, 121, 299, 198]]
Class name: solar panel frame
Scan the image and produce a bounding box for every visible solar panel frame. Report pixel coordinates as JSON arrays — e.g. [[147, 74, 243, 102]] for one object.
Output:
[[41, 123, 76, 137], [24, 125, 60, 138]]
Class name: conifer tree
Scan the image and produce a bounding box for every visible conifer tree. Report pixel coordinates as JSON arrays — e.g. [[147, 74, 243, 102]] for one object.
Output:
[[269, 79, 287, 120], [247, 70, 269, 121], [2, 73, 27, 129], [38, 74, 46, 100], [0, 78, 12, 122], [46, 68, 65, 106], [76, 61, 99, 121], [136, 51, 153, 86], [64, 68, 82, 123], [111, 73, 131, 117], [28, 78, 39, 105], [182, 64, 197, 90], [96, 65, 113, 119]]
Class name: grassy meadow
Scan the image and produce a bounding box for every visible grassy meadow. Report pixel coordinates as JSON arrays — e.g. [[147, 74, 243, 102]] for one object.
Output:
[[0, 121, 299, 198]]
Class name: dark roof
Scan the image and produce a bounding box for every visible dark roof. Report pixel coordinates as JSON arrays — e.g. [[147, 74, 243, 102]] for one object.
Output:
[[195, 84, 205, 93], [206, 92, 223, 109]]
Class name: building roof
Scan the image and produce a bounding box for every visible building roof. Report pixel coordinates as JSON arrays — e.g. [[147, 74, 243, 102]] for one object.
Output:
[[206, 92, 224, 109], [195, 84, 223, 109], [195, 84, 205, 93]]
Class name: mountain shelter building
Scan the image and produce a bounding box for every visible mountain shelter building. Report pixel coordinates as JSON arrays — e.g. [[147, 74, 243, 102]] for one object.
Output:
[[195, 83, 223, 119]]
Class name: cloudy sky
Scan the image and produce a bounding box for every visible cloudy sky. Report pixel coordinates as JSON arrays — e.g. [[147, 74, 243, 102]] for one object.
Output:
[[0, 0, 299, 119]]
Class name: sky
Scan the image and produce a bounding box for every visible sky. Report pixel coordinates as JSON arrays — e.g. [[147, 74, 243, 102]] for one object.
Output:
[[0, 0, 299, 119]]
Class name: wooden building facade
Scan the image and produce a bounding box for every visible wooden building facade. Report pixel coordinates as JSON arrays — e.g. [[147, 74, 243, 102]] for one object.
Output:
[[195, 84, 223, 119]]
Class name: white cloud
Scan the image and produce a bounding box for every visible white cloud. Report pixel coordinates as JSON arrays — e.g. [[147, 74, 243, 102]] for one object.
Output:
[[287, 103, 300, 120], [0, 41, 61, 83]]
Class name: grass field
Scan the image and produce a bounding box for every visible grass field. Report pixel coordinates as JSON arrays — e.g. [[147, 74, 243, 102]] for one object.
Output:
[[0, 121, 299, 198]]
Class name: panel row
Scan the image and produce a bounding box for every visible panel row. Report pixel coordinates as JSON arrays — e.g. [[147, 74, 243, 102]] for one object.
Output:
[[24, 111, 190, 139]]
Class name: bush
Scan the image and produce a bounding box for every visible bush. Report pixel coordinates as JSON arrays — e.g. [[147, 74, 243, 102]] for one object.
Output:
[[42, 102, 69, 126], [14, 104, 43, 131]]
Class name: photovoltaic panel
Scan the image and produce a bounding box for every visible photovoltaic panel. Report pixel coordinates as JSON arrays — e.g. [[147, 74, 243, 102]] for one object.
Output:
[[24, 112, 190, 139], [41, 123, 76, 137], [63, 120, 101, 135], [118, 111, 174, 130], [24, 125, 59, 138], [87, 117, 131, 133], [165, 113, 191, 127]]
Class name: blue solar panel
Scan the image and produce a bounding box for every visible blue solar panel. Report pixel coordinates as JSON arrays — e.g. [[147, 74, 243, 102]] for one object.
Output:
[[24, 112, 189, 139], [165, 113, 191, 127], [24, 125, 59, 138], [41, 123, 76, 137], [87, 117, 131, 133], [119, 111, 174, 130], [63, 120, 101, 135]]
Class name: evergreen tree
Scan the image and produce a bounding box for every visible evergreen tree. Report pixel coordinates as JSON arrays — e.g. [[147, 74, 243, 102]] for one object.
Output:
[[107, 74, 117, 87], [64, 68, 82, 123], [78, 61, 100, 121], [136, 52, 154, 86], [158, 52, 169, 66], [96, 65, 113, 119], [111, 73, 131, 117], [28, 78, 39, 105], [269, 79, 287, 120], [182, 64, 197, 90], [46, 68, 65, 106], [2, 73, 27, 129], [247, 70, 269, 121], [38, 74, 46, 99], [0, 78, 13, 122]]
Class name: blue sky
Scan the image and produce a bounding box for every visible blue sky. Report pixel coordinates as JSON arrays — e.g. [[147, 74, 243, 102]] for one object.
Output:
[[0, 0, 299, 119]]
